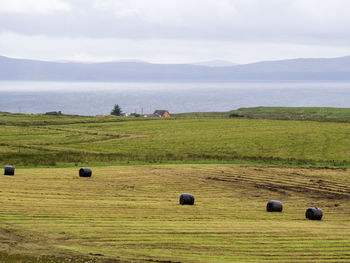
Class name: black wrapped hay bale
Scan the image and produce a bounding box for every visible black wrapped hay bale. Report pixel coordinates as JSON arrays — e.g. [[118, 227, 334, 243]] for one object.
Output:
[[79, 168, 92, 177], [306, 207, 323, 220], [179, 193, 195, 205], [266, 200, 283, 212], [4, 165, 15, 176]]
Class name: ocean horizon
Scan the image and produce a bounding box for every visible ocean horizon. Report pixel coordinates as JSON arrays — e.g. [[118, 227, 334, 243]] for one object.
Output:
[[1, 81, 350, 115]]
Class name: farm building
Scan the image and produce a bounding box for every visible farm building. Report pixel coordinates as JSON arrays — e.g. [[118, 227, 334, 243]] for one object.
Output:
[[153, 110, 171, 118]]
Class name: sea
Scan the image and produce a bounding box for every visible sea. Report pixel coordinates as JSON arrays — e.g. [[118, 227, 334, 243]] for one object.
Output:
[[0, 81, 350, 115]]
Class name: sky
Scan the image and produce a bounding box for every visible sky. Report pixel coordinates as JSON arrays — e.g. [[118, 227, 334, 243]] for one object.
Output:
[[1, 0, 350, 64]]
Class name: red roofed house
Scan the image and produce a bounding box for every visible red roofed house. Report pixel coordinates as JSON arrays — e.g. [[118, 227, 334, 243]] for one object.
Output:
[[153, 110, 171, 118]]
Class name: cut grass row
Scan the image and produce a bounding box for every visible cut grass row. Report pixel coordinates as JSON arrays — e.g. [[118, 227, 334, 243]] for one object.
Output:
[[0, 164, 349, 262]]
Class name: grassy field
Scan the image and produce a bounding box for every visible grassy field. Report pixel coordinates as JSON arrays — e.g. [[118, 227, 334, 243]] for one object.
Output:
[[172, 111, 232, 118], [0, 164, 349, 262], [173, 107, 350, 121], [1, 112, 350, 262], [2, 112, 350, 166], [231, 107, 350, 121], [0, 112, 126, 126]]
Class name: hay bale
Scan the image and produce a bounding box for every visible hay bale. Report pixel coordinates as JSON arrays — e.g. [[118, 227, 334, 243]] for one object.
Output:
[[305, 207, 323, 220], [79, 168, 92, 177], [4, 165, 15, 176], [179, 193, 195, 205], [266, 200, 283, 212]]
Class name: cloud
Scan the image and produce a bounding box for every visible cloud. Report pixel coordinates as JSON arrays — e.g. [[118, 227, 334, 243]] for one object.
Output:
[[1, 0, 350, 43], [0, 0, 71, 14], [2, 31, 350, 64], [1, 0, 350, 63]]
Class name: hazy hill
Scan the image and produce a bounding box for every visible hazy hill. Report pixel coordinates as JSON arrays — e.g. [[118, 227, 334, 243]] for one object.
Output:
[[1, 55, 350, 81], [191, 59, 238, 67], [233, 56, 350, 72]]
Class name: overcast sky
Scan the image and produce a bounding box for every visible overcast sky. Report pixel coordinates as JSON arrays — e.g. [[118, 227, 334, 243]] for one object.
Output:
[[1, 0, 350, 64]]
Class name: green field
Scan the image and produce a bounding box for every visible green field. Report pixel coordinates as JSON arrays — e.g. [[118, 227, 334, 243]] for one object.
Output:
[[1, 112, 350, 166], [173, 107, 350, 121], [1, 111, 350, 262], [0, 165, 349, 262], [231, 107, 350, 121], [172, 111, 232, 118]]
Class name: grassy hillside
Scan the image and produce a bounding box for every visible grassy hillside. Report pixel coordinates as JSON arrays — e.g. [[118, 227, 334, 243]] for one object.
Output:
[[0, 164, 349, 262], [232, 107, 350, 121], [1, 112, 350, 166], [0, 112, 126, 126], [172, 111, 231, 118], [173, 107, 350, 121]]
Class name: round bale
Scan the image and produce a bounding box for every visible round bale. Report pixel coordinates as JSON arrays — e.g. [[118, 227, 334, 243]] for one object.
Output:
[[79, 168, 92, 178], [266, 200, 283, 212], [305, 207, 323, 220], [4, 165, 15, 176], [179, 193, 195, 205]]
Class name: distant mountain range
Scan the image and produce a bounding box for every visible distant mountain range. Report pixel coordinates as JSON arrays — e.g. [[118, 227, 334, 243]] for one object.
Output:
[[1, 55, 350, 81], [191, 60, 238, 67]]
